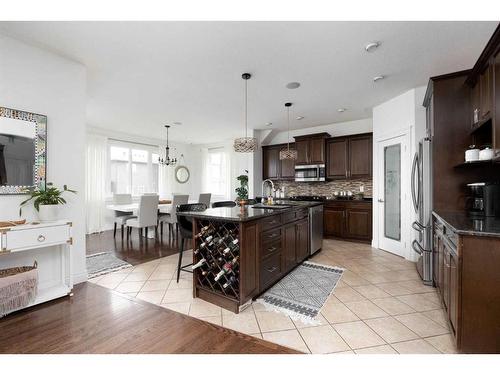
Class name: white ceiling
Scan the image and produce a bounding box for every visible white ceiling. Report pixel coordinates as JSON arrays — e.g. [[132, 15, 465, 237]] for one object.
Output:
[[0, 21, 497, 144]]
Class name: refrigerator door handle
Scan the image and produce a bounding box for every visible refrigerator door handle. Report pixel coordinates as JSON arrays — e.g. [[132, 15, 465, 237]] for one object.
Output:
[[411, 239, 424, 255], [411, 152, 420, 213], [412, 221, 425, 232]]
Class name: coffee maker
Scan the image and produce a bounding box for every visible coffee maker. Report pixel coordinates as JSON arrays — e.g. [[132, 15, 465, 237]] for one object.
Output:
[[467, 182, 500, 217]]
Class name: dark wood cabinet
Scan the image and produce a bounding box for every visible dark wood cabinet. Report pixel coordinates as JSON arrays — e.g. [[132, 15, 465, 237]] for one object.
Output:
[[324, 200, 372, 242], [293, 133, 330, 165], [326, 133, 372, 180], [295, 218, 309, 263], [326, 138, 348, 179], [349, 135, 372, 178], [283, 223, 296, 272], [449, 251, 459, 333], [262, 143, 295, 180], [479, 63, 493, 120]]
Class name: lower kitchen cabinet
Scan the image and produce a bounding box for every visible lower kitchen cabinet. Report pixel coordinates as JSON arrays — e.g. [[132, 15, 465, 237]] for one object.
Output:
[[324, 200, 372, 242], [295, 218, 309, 263], [433, 213, 500, 353]]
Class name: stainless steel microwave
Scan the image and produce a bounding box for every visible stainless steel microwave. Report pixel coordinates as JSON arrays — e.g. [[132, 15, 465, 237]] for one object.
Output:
[[295, 164, 326, 182]]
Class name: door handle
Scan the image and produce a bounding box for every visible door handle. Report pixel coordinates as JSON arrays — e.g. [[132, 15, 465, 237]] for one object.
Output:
[[411, 152, 420, 213], [411, 239, 424, 255], [378, 199, 384, 203], [412, 221, 425, 232]]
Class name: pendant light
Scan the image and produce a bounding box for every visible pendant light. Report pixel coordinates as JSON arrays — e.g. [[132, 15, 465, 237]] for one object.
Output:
[[279, 102, 298, 160], [234, 73, 257, 153], [159, 125, 177, 166]]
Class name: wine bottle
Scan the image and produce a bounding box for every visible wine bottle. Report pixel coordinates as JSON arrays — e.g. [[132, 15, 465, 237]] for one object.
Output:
[[192, 258, 206, 270], [223, 239, 239, 254], [194, 225, 209, 238], [223, 276, 237, 289], [214, 256, 239, 281]]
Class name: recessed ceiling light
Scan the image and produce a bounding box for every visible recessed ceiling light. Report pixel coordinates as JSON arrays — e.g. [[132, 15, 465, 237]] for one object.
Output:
[[265, 122, 273, 126], [296, 116, 304, 120], [373, 75, 385, 82], [286, 82, 301, 89], [337, 108, 347, 113], [365, 42, 380, 52]]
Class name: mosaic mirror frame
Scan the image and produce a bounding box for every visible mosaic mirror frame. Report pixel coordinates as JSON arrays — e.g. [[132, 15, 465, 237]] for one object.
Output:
[[0, 106, 47, 194]]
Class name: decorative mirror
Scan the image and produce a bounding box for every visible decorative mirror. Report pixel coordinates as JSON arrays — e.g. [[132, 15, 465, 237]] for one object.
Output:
[[174, 165, 190, 184], [0, 106, 47, 194]]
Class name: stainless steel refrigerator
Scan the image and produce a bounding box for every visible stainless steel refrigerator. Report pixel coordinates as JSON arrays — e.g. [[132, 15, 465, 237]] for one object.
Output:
[[411, 137, 433, 285]]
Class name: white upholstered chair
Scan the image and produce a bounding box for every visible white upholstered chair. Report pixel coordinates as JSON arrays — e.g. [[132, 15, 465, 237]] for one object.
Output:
[[113, 193, 136, 238], [125, 194, 159, 239], [159, 194, 189, 238]]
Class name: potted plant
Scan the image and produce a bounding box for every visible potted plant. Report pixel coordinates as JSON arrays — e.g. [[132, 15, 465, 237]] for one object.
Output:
[[235, 170, 249, 206], [19, 183, 76, 222]]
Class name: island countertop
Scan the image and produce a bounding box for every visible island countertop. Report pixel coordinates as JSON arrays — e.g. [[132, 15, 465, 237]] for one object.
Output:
[[433, 210, 500, 238], [177, 200, 322, 222]]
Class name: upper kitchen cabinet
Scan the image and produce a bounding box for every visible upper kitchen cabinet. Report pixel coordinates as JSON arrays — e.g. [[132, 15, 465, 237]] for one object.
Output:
[[326, 133, 373, 180], [293, 133, 330, 165], [262, 143, 296, 180]]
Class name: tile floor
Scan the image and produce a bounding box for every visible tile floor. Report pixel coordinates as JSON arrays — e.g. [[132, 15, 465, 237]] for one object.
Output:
[[88, 239, 457, 354]]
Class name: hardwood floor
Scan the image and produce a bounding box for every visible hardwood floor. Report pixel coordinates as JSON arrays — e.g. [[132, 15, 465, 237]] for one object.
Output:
[[0, 283, 296, 354], [87, 227, 191, 266]]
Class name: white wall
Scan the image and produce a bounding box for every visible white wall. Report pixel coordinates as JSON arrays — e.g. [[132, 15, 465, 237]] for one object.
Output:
[[372, 87, 426, 261], [265, 118, 373, 145], [0, 35, 87, 283]]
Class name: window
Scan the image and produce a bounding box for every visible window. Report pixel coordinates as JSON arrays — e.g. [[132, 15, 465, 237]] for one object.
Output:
[[204, 148, 229, 199], [108, 140, 159, 196]]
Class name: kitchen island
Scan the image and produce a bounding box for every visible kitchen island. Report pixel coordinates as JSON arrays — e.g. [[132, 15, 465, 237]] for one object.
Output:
[[178, 202, 321, 313]]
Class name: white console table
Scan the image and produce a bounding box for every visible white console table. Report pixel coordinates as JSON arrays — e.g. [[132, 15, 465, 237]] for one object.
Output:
[[0, 220, 73, 311]]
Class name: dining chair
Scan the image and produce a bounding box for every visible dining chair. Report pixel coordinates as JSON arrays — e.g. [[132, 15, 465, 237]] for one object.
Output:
[[159, 194, 189, 239], [198, 193, 211, 207], [212, 200, 236, 208], [125, 194, 159, 239], [176, 203, 207, 282], [112, 193, 136, 238]]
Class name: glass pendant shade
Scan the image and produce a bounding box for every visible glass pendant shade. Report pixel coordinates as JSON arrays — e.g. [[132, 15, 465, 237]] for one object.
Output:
[[234, 73, 257, 153], [280, 102, 297, 160]]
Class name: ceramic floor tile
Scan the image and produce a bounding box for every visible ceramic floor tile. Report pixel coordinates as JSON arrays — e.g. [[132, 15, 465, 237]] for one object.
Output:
[[425, 334, 457, 354], [123, 272, 151, 282], [115, 281, 145, 293], [422, 309, 449, 328], [222, 310, 260, 334], [391, 339, 441, 354], [333, 321, 386, 349], [140, 279, 171, 292], [364, 316, 419, 343], [167, 277, 193, 289], [353, 285, 391, 299], [188, 299, 222, 318], [161, 288, 194, 304], [250, 333, 263, 339], [333, 286, 366, 303], [262, 330, 310, 353], [371, 297, 416, 315], [394, 312, 449, 337], [298, 325, 350, 354], [198, 315, 222, 326], [396, 294, 442, 312], [136, 290, 166, 305], [397, 280, 436, 294], [160, 302, 191, 315], [292, 313, 330, 328], [344, 300, 388, 319], [354, 345, 398, 354], [254, 310, 296, 332], [320, 301, 360, 324]]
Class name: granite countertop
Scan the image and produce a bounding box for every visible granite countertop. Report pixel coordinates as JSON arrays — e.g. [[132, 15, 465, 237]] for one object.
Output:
[[177, 201, 321, 222], [433, 211, 500, 238]]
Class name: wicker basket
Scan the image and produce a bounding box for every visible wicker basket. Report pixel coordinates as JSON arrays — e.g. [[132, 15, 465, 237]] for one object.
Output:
[[0, 261, 38, 317]]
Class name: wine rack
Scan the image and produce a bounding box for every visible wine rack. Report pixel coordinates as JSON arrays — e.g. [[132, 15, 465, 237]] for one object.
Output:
[[193, 219, 240, 300]]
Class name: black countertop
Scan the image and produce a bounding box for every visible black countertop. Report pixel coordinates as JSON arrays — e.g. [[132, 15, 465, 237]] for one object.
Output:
[[177, 201, 322, 223], [433, 211, 500, 238]]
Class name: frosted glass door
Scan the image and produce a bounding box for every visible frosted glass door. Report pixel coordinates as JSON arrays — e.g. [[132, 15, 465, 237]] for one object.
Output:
[[384, 144, 401, 241]]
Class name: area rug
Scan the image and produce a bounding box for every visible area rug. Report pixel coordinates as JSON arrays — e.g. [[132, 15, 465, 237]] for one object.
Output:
[[256, 261, 344, 324], [86, 252, 133, 278]]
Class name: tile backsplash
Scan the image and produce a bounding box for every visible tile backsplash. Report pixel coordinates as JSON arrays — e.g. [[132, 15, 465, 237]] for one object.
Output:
[[273, 178, 373, 198]]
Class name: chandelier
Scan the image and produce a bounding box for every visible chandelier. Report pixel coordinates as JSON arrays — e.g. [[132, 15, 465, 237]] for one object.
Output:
[[280, 102, 298, 160], [159, 125, 177, 166], [234, 73, 257, 153]]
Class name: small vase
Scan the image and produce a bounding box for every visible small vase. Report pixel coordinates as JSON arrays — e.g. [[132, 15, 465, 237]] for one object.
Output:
[[38, 204, 59, 222]]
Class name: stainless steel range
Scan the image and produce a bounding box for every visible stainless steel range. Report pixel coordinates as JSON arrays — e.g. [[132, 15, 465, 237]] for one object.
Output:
[[288, 196, 324, 255]]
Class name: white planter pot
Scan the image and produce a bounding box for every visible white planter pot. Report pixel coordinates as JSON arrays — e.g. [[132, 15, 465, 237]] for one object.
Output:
[[38, 204, 60, 222]]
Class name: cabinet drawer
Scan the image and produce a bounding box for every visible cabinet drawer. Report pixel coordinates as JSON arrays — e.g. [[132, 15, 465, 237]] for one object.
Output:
[[3, 225, 71, 252], [260, 252, 282, 289], [261, 240, 281, 259], [296, 209, 308, 220], [261, 228, 282, 244], [261, 214, 282, 229], [283, 211, 297, 224]]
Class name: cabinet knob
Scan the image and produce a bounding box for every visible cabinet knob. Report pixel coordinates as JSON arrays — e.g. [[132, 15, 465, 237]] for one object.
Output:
[[266, 266, 278, 273], [378, 199, 384, 203], [37, 234, 46, 242]]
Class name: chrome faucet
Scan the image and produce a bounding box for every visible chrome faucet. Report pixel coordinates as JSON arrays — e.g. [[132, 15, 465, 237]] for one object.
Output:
[[262, 179, 275, 198]]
